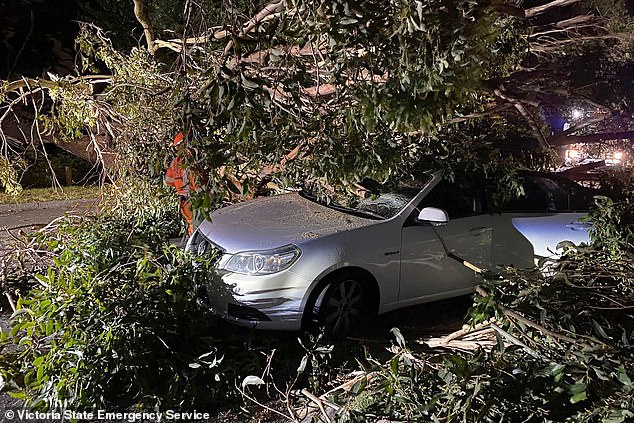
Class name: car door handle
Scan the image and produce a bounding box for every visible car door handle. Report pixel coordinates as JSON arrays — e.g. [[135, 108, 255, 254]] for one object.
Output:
[[469, 227, 488, 236], [566, 222, 592, 231]]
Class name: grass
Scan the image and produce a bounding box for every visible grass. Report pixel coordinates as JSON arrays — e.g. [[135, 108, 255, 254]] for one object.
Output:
[[0, 185, 101, 205]]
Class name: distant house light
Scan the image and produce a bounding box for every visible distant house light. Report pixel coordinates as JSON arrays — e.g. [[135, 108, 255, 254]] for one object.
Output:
[[565, 149, 581, 159], [571, 108, 584, 120]]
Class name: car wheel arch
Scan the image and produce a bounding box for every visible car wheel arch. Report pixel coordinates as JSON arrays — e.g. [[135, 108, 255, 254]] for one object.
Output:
[[300, 266, 380, 329]]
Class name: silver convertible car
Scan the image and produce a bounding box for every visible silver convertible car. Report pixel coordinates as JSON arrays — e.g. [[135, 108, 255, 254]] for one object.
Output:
[[187, 171, 595, 333]]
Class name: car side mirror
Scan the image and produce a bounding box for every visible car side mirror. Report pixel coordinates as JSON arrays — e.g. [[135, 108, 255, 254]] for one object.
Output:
[[417, 207, 449, 226]]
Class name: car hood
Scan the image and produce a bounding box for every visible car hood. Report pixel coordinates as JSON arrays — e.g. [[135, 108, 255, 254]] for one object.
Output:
[[198, 193, 375, 253]]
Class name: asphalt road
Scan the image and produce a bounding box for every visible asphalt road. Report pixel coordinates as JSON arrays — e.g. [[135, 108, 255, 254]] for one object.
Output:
[[0, 199, 98, 247]]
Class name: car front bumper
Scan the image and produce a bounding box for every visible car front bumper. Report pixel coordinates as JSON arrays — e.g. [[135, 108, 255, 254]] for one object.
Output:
[[204, 269, 312, 331]]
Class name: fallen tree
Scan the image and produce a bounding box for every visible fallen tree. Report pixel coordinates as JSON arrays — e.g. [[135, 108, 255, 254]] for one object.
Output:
[[0, 0, 632, 209]]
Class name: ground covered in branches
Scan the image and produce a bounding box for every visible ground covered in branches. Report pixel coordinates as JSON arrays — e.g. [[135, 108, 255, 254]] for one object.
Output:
[[0, 176, 630, 423]]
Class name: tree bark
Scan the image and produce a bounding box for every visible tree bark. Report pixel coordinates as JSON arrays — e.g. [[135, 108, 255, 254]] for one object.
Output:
[[497, 0, 581, 19], [222, 1, 285, 59], [132, 0, 157, 55], [550, 131, 634, 147], [525, 0, 581, 18], [550, 111, 620, 140], [494, 88, 550, 150]]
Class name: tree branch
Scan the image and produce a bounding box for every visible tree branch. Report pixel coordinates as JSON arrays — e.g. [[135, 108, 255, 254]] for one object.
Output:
[[498, 0, 581, 19], [446, 104, 514, 124], [475, 286, 587, 347], [494, 87, 550, 149], [132, 0, 157, 55], [551, 111, 620, 140], [525, 0, 582, 18], [559, 161, 606, 178], [550, 131, 634, 147], [222, 1, 285, 60]]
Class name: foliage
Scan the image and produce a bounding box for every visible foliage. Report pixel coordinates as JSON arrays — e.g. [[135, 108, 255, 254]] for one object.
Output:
[[0, 193, 263, 411], [0, 156, 23, 195], [77, 0, 263, 51], [72, 23, 176, 170], [99, 177, 179, 230], [583, 169, 634, 255], [586, 196, 634, 256], [3, 0, 633, 210], [180, 0, 520, 202]]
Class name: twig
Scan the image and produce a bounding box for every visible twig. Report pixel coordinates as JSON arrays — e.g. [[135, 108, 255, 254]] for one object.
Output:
[[301, 388, 334, 423], [321, 372, 375, 397], [490, 323, 541, 358], [4, 291, 16, 312], [239, 386, 293, 421], [589, 304, 634, 311], [475, 286, 589, 347], [439, 319, 496, 346]]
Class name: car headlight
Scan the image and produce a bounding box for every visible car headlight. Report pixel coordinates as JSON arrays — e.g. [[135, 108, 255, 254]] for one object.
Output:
[[186, 230, 216, 256], [221, 245, 301, 275]]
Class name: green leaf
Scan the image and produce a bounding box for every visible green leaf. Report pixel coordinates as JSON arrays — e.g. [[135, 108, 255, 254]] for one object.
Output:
[[617, 365, 632, 387], [240, 74, 259, 90], [241, 375, 265, 388], [297, 355, 308, 374], [390, 327, 406, 348], [591, 319, 610, 340], [570, 390, 587, 404]]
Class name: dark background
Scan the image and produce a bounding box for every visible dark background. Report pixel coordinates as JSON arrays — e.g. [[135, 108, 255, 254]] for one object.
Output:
[[0, 0, 262, 79], [1, 0, 79, 79]]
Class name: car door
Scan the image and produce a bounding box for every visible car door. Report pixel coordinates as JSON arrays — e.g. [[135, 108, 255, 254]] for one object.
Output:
[[398, 180, 492, 305], [492, 173, 593, 267]]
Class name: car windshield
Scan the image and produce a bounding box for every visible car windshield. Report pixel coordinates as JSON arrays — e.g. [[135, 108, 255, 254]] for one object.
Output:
[[300, 175, 432, 219]]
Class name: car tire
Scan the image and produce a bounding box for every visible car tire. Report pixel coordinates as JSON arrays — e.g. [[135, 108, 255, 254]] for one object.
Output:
[[307, 273, 373, 336]]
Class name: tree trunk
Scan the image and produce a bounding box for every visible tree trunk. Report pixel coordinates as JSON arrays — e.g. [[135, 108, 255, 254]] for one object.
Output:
[[132, 0, 157, 55]]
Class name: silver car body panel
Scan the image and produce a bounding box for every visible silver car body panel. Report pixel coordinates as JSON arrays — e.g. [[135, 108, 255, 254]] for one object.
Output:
[[198, 193, 373, 253], [510, 213, 590, 258], [195, 171, 591, 330]]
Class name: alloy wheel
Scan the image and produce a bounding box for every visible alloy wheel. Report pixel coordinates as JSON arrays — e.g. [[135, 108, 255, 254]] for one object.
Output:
[[322, 279, 364, 334]]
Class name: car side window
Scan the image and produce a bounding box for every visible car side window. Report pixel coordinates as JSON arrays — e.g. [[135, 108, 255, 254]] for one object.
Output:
[[537, 176, 570, 211], [559, 179, 595, 211], [505, 175, 593, 212], [507, 176, 562, 212], [418, 180, 483, 219]]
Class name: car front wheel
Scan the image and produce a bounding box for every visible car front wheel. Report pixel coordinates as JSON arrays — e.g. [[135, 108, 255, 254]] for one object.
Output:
[[317, 277, 368, 335]]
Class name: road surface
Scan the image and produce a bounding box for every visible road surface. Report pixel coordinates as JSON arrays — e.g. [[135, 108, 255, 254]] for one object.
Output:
[[0, 199, 98, 247]]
